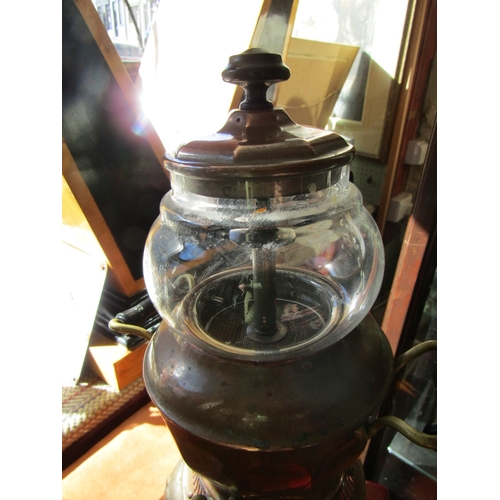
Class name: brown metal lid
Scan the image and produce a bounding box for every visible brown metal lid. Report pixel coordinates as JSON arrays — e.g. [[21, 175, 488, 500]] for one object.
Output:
[[165, 48, 354, 199]]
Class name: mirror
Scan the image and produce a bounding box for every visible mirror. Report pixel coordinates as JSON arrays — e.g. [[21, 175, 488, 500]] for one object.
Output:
[[288, 0, 412, 161]]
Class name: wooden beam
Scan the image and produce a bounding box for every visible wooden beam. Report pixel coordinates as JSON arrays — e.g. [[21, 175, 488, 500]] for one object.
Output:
[[377, 0, 436, 235], [63, 0, 171, 296], [381, 121, 436, 354], [72, 0, 166, 166], [62, 140, 144, 296]]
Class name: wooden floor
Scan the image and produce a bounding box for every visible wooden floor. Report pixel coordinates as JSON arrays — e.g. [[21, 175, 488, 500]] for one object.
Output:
[[62, 403, 181, 500]]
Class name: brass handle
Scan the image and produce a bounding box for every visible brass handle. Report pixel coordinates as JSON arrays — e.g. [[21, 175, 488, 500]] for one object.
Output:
[[394, 339, 437, 374], [364, 339, 437, 451], [365, 415, 437, 451], [108, 318, 153, 342], [107, 294, 161, 342]]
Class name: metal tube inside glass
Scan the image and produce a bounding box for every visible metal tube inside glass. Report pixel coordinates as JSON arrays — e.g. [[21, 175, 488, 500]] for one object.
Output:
[[246, 246, 279, 339], [230, 227, 294, 343]]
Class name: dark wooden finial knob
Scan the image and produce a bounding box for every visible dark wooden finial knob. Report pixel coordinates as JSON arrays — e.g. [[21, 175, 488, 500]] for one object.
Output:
[[222, 48, 290, 110]]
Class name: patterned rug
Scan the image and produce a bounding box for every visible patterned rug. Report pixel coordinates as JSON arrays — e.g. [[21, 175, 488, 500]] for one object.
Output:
[[62, 368, 145, 450]]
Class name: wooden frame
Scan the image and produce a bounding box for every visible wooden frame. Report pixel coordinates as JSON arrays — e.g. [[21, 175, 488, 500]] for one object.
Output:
[[381, 121, 436, 354], [62, 0, 170, 297], [363, 121, 436, 484], [376, 0, 437, 234], [62, 143, 144, 296]]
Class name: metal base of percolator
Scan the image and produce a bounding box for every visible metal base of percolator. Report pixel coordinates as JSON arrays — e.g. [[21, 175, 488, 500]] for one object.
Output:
[[164, 459, 366, 500]]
